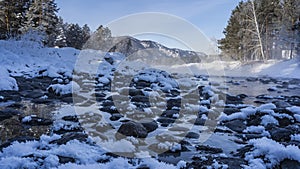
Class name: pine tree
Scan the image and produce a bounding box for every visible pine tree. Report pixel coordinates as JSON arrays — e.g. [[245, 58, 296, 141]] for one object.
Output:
[[53, 17, 66, 47], [280, 0, 300, 58], [82, 24, 91, 45], [0, 0, 30, 39], [218, 2, 244, 60], [22, 0, 59, 45], [64, 23, 81, 49]]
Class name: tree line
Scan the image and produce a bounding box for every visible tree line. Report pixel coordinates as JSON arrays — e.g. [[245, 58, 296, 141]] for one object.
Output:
[[0, 0, 112, 49], [218, 0, 300, 61]]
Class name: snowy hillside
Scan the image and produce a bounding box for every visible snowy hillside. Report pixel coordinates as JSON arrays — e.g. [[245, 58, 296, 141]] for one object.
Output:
[[0, 39, 299, 91]]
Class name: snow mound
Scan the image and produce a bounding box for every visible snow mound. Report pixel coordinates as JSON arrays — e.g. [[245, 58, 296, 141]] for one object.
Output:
[[0, 67, 18, 91], [245, 137, 300, 168], [48, 81, 80, 95]]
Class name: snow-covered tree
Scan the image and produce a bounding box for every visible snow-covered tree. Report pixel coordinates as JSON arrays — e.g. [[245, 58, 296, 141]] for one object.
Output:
[[22, 0, 59, 45], [53, 17, 67, 48], [0, 0, 30, 39]]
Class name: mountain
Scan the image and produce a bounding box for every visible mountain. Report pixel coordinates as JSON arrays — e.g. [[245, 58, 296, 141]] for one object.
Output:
[[86, 36, 207, 64]]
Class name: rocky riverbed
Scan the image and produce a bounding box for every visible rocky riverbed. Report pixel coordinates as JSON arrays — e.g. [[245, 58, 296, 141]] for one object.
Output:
[[0, 71, 300, 168]]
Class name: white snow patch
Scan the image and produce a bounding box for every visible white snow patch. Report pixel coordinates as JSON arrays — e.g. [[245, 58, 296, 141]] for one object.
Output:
[[291, 134, 300, 142], [287, 106, 300, 115], [261, 115, 279, 126], [245, 137, 300, 168], [48, 81, 80, 95]]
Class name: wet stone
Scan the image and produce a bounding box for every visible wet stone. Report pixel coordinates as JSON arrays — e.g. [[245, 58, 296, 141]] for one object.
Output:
[[166, 98, 181, 110], [62, 116, 79, 122], [246, 77, 258, 82], [269, 127, 293, 142], [196, 145, 223, 154], [50, 132, 88, 145], [109, 114, 123, 121], [279, 159, 300, 169], [116, 121, 148, 139], [131, 95, 149, 103], [141, 120, 158, 133], [157, 117, 176, 125], [161, 109, 179, 118], [58, 155, 76, 164], [185, 132, 200, 139], [129, 89, 144, 96], [224, 119, 246, 133], [21, 116, 53, 126]]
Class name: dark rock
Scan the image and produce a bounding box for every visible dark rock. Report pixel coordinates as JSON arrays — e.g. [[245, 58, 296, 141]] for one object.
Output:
[[223, 108, 240, 115], [241, 134, 264, 140], [129, 89, 144, 96], [53, 126, 84, 135], [95, 92, 106, 98], [116, 121, 148, 139], [0, 91, 21, 102], [234, 145, 253, 158], [247, 115, 262, 126], [21, 116, 53, 126], [196, 145, 223, 154], [278, 117, 292, 127], [104, 56, 114, 65], [256, 94, 273, 100], [0, 109, 22, 121], [185, 132, 200, 139], [194, 118, 206, 125], [280, 159, 300, 169], [259, 78, 272, 84], [161, 109, 179, 118], [101, 100, 115, 107], [246, 77, 258, 82], [62, 116, 79, 122], [273, 101, 291, 109], [166, 98, 181, 109], [7, 103, 24, 109], [218, 157, 246, 168], [135, 80, 151, 88], [60, 95, 86, 104], [225, 94, 243, 104], [109, 114, 123, 121], [141, 120, 158, 133], [100, 106, 119, 114], [269, 128, 293, 142], [50, 132, 88, 145], [20, 90, 44, 99], [58, 155, 76, 164], [268, 88, 277, 92], [237, 94, 248, 99], [224, 119, 246, 133], [31, 98, 54, 104], [254, 100, 266, 104], [157, 117, 176, 124], [131, 95, 149, 103], [136, 164, 150, 169], [170, 89, 180, 96]]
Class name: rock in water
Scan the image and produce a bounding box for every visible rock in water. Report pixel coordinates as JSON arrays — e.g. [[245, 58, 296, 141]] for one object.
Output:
[[116, 121, 148, 139]]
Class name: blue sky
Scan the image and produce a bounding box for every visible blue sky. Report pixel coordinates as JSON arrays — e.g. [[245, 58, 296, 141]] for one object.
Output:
[[57, 0, 240, 50]]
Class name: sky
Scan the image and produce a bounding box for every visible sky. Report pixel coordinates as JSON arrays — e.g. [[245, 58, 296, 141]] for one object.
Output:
[[57, 0, 241, 51]]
